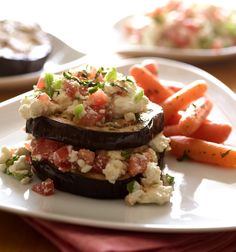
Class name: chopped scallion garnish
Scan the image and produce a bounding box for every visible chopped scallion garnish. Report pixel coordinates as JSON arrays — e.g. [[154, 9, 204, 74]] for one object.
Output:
[[104, 67, 117, 81], [74, 104, 84, 118], [134, 90, 144, 102]]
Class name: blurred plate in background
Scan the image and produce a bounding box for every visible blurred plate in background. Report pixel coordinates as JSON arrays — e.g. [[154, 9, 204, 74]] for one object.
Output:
[[0, 34, 86, 89], [113, 15, 236, 63]]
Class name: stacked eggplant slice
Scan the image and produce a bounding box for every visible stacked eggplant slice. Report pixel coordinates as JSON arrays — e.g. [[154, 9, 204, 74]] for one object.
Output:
[[19, 66, 174, 205]]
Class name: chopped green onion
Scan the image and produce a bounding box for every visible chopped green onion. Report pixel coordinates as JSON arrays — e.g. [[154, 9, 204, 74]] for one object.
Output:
[[166, 174, 175, 185], [13, 172, 28, 181], [74, 104, 84, 118], [104, 67, 117, 81], [52, 79, 63, 90], [44, 73, 54, 97], [134, 90, 144, 102], [127, 180, 135, 193], [121, 150, 132, 160], [88, 86, 99, 94], [5, 155, 19, 167]]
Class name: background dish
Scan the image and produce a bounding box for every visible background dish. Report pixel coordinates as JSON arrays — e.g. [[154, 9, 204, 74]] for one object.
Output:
[[0, 34, 86, 89], [0, 57, 236, 232], [113, 16, 236, 63]]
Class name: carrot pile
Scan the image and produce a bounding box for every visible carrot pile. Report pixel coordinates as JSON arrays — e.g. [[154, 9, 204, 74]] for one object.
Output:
[[129, 60, 235, 168]]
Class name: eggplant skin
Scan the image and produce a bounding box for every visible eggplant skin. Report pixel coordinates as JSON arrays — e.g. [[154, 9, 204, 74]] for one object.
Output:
[[31, 151, 165, 199], [31, 160, 139, 199], [26, 102, 164, 150]]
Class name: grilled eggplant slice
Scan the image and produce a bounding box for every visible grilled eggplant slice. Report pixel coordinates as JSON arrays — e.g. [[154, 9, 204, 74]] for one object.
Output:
[[31, 151, 165, 198], [26, 102, 164, 150]]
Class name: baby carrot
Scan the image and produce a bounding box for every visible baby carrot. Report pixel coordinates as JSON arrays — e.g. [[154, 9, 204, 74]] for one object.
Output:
[[141, 59, 159, 76], [164, 120, 232, 143], [178, 97, 213, 136], [170, 136, 236, 168], [191, 120, 232, 143], [129, 64, 173, 104], [161, 80, 185, 93], [161, 80, 208, 124]]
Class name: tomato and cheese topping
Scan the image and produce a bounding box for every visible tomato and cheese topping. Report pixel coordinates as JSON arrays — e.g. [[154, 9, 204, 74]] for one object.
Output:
[[19, 66, 149, 128], [28, 135, 173, 205]]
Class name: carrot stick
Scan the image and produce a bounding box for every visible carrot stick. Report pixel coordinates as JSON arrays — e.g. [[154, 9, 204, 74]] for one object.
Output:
[[161, 80, 185, 93], [165, 111, 182, 125], [129, 64, 173, 104], [191, 120, 232, 143], [164, 120, 232, 143], [178, 97, 213, 136], [164, 124, 180, 136], [141, 59, 159, 76], [170, 136, 236, 168], [161, 80, 208, 124]]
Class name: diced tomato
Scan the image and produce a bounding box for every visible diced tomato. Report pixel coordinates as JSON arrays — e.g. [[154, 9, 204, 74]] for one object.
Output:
[[32, 178, 55, 196], [52, 146, 72, 172], [36, 77, 45, 89], [31, 138, 64, 160], [87, 90, 109, 108], [78, 106, 105, 126], [57, 161, 72, 172], [128, 154, 148, 177], [78, 149, 95, 165], [37, 93, 50, 103], [63, 81, 78, 99], [128, 149, 156, 176], [92, 151, 109, 173], [53, 146, 69, 164]]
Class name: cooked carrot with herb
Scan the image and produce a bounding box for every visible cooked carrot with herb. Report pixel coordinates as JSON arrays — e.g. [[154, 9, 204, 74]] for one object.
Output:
[[129, 64, 173, 104], [170, 136, 236, 168], [164, 120, 232, 143], [142, 59, 159, 76], [161, 80, 208, 124], [165, 111, 182, 125], [191, 120, 232, 143], [178, 97, 213, 136]]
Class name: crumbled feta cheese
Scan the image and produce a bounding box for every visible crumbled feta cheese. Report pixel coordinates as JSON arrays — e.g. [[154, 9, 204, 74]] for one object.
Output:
[[69, 150, 79, 163], [125, 183, 173, 206], [20, 176, 32, 184], [77, 159, 92, 173], [53, 90, 72, 109], [112, 94, 148, 117], [32, 154, 42, 161], [124, 112, 136, 122], [103, 159, 127, 184], [0, 146, 12, 163], [107, 151, 125, 160], [19, 96, 59, 119], [141, 162, 161, 187], [149, 132, 171, 153], [8, 155, 29, 173]]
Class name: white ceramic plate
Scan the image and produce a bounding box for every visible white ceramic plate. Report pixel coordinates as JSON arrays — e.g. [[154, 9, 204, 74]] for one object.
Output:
[[0, 34, 87, 89], [1, 57, 236, 233], [113, 16, 236, 63]]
